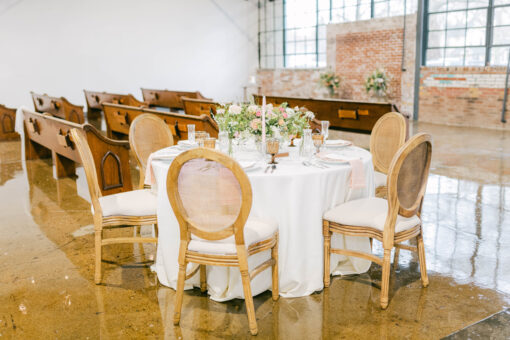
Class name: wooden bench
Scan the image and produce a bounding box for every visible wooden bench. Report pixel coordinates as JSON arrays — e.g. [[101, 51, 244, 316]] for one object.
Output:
[[141, 88, 211, 110], [84, 90, 146, 112], [0, 104, 19, 141], [102, 103, 218, 141], [182, 97, 217, 117], [31, 92, 85, 124], [254, 95, 399, 134], [22, 108, 132, 195]]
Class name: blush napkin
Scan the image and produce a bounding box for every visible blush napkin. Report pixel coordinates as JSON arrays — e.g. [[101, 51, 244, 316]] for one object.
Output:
[[317, 152, 366, 189]]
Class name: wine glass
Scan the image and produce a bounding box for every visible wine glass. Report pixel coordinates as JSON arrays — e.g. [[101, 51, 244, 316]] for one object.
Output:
[[203, 138, 216, 149], [266, 138, 279, 164], [321, 121, 330, 141], [195, 131, 209, 147], [312, 133, 324, 154], [187, 124, 195, 143]]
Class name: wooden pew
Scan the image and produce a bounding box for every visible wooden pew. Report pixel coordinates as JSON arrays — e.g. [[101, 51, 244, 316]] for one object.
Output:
[[22, 108, 132, 195], [31, 92, 85, 124], [141, 88, 211, 110], [102, 103, 218, 141], [0, 104, 19, 141], [254, 95, 399, 134], [84, 90, 146, 112], [182, 97, 217, 117]]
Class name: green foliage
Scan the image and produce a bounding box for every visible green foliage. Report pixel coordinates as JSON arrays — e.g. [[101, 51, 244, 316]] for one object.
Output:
[[319, 70, 341, 94], [365, 68, 388, 95]]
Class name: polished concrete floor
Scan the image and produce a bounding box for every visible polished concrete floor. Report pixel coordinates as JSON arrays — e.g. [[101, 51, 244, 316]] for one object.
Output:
[[0, 121, 509, 339]]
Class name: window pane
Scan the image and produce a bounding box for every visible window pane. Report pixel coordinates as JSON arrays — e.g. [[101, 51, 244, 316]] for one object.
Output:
[[374, 2, 389, 18], [426, 48, 445, 66], [446, 29, 466, 47], [466, 27, 486, 45], [318, 39, 326, 54], [295, 41, 305, 54], [359, 4, 371, 19], [490, 46, 510, 65], [448, 0, 469, 10], [447, 11, 467, 29], [493, 6, 510, 26], [345, 5, 357, 21], [468, 0, 489, 7], [465, 47, 486, 65], [306, 40, 316, 53], [429, 13, 447, 30], [318, 53, 327, 68], [494, 0, 510, 5], [429, 31, 446, 47], [429, 0, 447, 12], [467, 9, 487, 27], [286, 42, 296, 54], [318, 0, 330, 10], [389, 0, 405, 16], [445, 48, 465, 65], [493, 26, 510, 45]]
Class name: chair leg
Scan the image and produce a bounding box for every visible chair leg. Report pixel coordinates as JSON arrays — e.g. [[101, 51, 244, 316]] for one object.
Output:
[[200, 265, 207, 293], [94, 228, 102, 284], [417, 233, 429, 288], [271, 234, 279, 301], [238, 247, 258, 335], [154, 223, 159, 239], [323, 220, 331, 288], [380, 249, 391, 309], [393, 247, 400, 268], [174, 262, 187, 325]]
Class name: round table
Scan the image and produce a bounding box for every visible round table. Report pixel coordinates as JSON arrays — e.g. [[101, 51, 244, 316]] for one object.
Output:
[[151, 146, 375, 301]]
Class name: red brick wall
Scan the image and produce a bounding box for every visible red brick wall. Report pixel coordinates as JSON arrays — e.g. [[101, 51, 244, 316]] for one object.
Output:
[[335, 28, 404, 105], [419, 67, 510, 130]]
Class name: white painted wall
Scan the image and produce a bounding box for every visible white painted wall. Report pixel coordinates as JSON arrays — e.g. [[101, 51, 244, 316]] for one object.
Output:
[[0, 0, 259, 108]]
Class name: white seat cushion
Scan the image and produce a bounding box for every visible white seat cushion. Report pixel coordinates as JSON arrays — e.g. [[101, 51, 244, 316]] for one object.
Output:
[[323, 197, 420, 233], [188, 217, 278, 255], [98, 189, 157, 217], [374, 171, 387, 188]]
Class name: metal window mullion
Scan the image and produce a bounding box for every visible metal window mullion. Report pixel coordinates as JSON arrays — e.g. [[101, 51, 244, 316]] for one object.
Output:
[[258, 0, 261, 69], [283, 0, 287, 68], [316, 0, 319, 67], [371, 0, 374, 18], [486, 0, 494, 65]]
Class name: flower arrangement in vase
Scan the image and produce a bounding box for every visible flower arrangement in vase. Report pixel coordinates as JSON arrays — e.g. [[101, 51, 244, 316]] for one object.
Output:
[[365, 68, 388, 100], [319, 70, 341, 97]]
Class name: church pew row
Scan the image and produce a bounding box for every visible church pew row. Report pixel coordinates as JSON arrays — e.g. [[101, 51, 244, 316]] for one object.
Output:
[[0, 104, 19, 141], [182, 97, 217, 117], [253, 94, 399, 134], [22, 108, 132, 195], [141, 88, 211, 110], [83, 90, 146, 112], [31, 92, 85, 124], [102, 103, 218, 141]]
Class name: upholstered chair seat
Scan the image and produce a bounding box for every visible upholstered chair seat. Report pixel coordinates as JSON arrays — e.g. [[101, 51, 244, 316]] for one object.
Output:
[[188, 217, 278, 255], [323, 197, 421, 233], [374, 171, 387, 189], [98, 189, 157, 217]]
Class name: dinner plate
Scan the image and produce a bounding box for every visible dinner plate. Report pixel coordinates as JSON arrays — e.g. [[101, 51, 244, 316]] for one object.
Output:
[[316, 152, 359, 165], [177, 140, 197, 149], [324, 139, 352, 148]]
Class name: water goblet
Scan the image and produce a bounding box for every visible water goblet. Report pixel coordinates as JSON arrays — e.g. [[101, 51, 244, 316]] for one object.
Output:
[[203, 137, 216, 149], [321, 120, 330, 141], [266, 138, 279, 164], [187, 124, 195, 143], [312, 133, 324, 154]]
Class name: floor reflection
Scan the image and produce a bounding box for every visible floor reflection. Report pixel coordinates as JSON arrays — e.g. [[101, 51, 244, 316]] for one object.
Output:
[[0, 121, 509, 338]]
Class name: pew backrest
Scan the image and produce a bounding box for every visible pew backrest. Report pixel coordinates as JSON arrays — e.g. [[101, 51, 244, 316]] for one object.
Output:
[[31, 92, 85, 124], [0, 104, 19, 141], [182, 97, 217, 117], [141, 88, 210, 110], [84, 90, 146, 111]]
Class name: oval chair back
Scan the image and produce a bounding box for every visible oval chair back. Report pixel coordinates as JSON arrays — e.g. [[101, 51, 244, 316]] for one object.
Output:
[[370, 112, 407, 174]]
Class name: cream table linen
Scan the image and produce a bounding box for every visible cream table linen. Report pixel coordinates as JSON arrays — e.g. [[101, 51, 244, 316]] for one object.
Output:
[[151, 146, 375, 301]]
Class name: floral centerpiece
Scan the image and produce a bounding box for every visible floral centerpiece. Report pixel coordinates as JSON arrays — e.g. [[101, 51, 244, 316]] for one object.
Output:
[[365, 68, 388, 99], [213, 102, 315, 143], [319, 70, 341, 97]]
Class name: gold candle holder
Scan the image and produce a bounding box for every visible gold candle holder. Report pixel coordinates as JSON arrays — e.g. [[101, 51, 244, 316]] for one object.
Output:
[[266, 138, 279, 164], [312, 133, 324, 154], [203, 137, 216, 149]]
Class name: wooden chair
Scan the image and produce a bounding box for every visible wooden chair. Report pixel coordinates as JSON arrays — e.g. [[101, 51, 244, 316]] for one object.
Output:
[[0, 104, 19, 141], [370, 112, 407, 198], [322, 133, 432, 309], [70, 128, 158, 284], [129, 114, 174, 189], [167, 148, 279, 335]]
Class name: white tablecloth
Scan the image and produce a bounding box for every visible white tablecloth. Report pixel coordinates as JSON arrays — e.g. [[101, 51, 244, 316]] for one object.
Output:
[[151, 146, 375, 301]]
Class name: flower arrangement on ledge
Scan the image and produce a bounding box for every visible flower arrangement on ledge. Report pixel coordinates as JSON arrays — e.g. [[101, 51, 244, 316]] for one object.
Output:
[[319, 70, 341, 96], [365, 68, 388, 98], [213, 102, 315, 140]]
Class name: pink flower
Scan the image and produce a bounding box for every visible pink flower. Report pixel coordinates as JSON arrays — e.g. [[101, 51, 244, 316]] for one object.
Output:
[[279, 107, 284, 112], [283, 113, 288, 119], [250, 118, 261, 130], [256, 111, 261, 117]]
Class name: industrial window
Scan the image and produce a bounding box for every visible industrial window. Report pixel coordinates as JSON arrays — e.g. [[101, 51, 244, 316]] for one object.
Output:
[[424, 0, 510, 66], [259, 0, 418, 69]]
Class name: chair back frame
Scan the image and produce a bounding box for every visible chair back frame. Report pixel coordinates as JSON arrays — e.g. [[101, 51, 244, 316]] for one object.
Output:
[[129, 114, 174, 188], [384, 133, 432, 246], [166, 148, 252, 244], [370, 112, 407, 174]]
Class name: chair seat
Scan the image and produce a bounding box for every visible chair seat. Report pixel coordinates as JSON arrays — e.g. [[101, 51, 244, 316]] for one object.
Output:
[[323, 197, 421, 233], [188, 217, 278, 255], [98, 189, 157, 217], [374, 171, 387, 188]]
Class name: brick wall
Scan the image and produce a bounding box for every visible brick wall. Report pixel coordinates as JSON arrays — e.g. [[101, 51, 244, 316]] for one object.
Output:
[[419, 67, 510, 130], [258, 14, 416, 117]]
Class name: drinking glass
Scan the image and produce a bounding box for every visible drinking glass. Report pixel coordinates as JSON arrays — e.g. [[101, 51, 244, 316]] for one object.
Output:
[[203, 138, 216, 149], [195, 131, 209, 147], [312, 133, 324, 154], [187, 124, 195, 143], [321, 120, 330, 141], [266, 138, 280, 164], [300, 128, 314, 160], [218, 131, 229, 154]]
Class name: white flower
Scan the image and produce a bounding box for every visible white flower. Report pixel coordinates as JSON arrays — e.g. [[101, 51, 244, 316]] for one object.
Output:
[[305, 111, 315, 119], [247, 104, 258, 113], [266, 103, 273, 112], [229, 104, 242, 115], [285, 108, 295, 116], [217, 108, 225, 114]]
